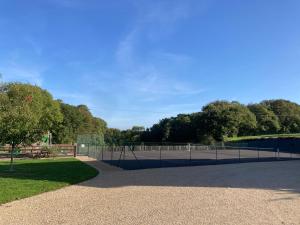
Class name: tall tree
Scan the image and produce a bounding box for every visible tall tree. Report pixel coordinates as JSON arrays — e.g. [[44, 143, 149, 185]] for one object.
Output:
[[168, 114, 193, 142], [52, 103, 107, 144], [0, 83, 63, 170], [262, 100, 300, 133], [248, 104, 280, 134], [104, 128, 123, 145], [150, 118, 172, 142], [200, 101, 257, 141]]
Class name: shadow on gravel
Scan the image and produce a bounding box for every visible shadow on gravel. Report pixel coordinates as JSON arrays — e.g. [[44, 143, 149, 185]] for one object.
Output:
[[79, 159, 300, 197]]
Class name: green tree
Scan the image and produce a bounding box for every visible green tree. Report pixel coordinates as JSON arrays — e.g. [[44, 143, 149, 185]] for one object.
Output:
[[52, 102, 81, 143], [115, 126, 145, 144], [201, 101, 257, 141], [248, 104, 280, 134], [104, 128, 123, 145], [0, 83, 63, 170], [150, 118, 172, 142], [168, 114, 193, 142], [77, 105, 107, 138], [139, 99, 300, 144], [131, 126, 145, 132], [52, 103, 107, 144], [262, 100, 300, 133]]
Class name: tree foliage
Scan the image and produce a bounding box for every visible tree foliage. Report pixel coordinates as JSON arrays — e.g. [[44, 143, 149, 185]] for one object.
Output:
[[52, 103, 107, 144], [1, 82, 300, 147], [137, 100, 300, 144], [104, 128, 123, 145], [200, 101, 257, 140], [104, 126, 145, 145], [0, 83, 62, 169], [0, 83, 62, 146], [248, 104, 280, 134], [262, 100, 300, 133], [0, 83, 108, 147]]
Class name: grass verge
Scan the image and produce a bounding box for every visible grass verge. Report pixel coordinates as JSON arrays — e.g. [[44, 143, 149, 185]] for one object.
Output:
[[225, 133, 300, 142], [0, 157, 98, 205]]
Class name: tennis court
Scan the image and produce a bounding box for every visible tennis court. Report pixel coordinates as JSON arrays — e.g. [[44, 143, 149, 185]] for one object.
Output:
[[78, 144, 300, 170]]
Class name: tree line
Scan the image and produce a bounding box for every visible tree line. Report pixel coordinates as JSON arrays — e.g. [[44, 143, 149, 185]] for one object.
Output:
[[1, 82, 300, 152], [107, 100, 300, 144]]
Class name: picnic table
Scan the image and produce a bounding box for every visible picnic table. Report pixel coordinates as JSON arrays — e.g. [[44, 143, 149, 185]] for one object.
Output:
[[29, 150, 50, 158]]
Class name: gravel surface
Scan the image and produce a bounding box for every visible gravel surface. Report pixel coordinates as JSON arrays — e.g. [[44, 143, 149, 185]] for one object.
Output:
[[0, 157, 299, 225]]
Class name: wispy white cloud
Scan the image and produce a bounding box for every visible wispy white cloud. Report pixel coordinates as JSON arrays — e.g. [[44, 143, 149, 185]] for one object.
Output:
[[124, 67, 205, 98], [97, 102, 201, 129], [0, 61, 45, 86], [115, 29, 138, 68], [54, 0, 209, 128], [50, 89, 97, 108], [0, 35, 45, 85], [152, 51, 193, 64], [133, 0, 207, 41], [52, 91, 85, 100], [112, 1, 204, 101]]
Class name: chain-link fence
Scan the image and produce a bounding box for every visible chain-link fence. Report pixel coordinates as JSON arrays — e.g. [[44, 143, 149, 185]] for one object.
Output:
[[77, 143, 300, 170]]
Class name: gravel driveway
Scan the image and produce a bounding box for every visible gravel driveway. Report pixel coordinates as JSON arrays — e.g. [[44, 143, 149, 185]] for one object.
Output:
[[0, 157, 299, 225]]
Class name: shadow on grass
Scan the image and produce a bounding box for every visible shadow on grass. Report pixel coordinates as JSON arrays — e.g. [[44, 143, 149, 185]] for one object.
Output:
[[0, 158, 99, 204], [0, 158, 98, 184]]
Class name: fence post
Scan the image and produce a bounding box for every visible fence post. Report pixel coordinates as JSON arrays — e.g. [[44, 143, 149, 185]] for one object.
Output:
[[87, 143, 90, 157], [74, 144, 77, 157], [159, 145, 162, 167], [277, 148, 280, 160], [112, 146, 115, 160], [111, 146, 113, 160], [257, 148, 260, 160], [123, 146, 126, 160], [188, 143, 191, 164], [97, 144, 99, 159]]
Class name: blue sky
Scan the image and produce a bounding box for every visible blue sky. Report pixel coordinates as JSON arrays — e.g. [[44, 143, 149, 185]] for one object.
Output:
[[0, 0, 300, 129]]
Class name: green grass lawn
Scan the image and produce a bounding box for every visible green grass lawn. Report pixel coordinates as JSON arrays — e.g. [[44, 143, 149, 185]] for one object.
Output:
[[225, 133, 300, 142], [0, 158, 98, 205]]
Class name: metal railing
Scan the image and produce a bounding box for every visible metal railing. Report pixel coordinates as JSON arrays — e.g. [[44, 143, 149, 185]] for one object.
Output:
[[78, 143, 300, 170]]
